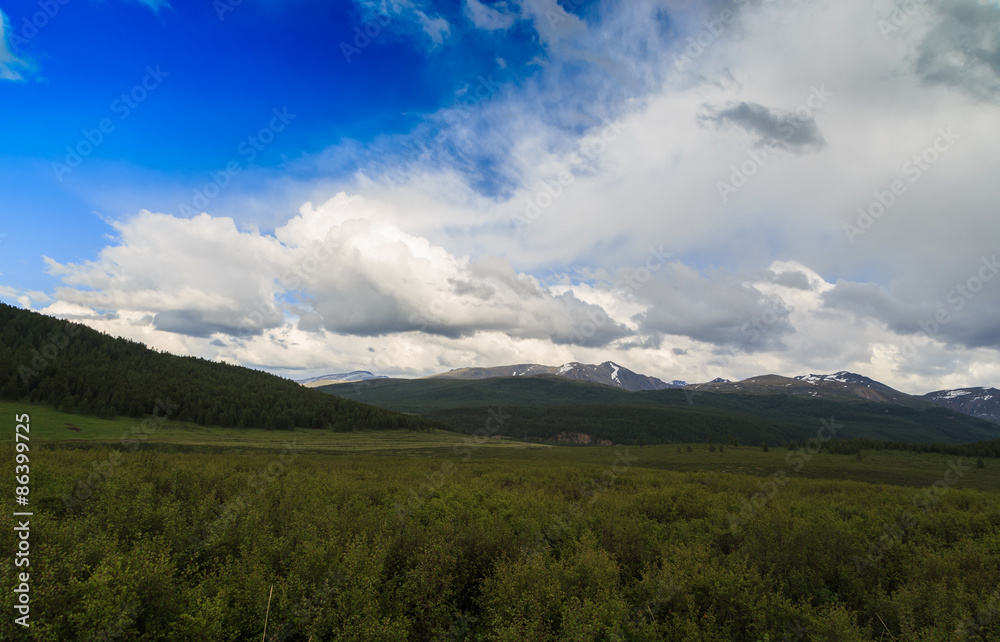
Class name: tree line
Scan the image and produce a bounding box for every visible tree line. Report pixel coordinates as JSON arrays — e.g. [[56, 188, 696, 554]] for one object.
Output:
[[0, 303, 438, 431]]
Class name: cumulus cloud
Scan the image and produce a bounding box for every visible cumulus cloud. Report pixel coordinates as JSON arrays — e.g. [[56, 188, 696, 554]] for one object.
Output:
[[631, 263, 796, 353], [42, 194, 630, 356], [25, 0, 1000, 393]]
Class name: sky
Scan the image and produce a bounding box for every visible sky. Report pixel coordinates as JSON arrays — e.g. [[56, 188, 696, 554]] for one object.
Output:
[[1, 0, 998, 395]]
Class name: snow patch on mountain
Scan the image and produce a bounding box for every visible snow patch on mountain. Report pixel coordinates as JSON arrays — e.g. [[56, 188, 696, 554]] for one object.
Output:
[[297, 371, 387, 386]]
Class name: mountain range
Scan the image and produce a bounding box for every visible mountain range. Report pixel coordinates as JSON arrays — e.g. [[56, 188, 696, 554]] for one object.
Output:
[[686, 371, 929, 408], [429, 361, 687, 391], [309, 362, 999, 425], [297, 371, 388, 388], [922, 387, 1000, 423]]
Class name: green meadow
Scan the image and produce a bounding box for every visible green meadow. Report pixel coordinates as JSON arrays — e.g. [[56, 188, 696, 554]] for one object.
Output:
[[2, 401, 999, 640]]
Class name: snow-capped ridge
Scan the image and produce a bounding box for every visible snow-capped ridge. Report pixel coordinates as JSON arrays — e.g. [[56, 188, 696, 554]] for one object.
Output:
[[297, 371, 388, 387], [428, 361, 682, 392]]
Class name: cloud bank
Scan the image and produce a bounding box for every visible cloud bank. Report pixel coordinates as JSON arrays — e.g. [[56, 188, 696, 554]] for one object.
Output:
[[14, 0, 1000, 394]]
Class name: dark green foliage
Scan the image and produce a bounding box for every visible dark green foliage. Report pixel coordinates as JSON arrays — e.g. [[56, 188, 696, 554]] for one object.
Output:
[[3, 445, 998, 640], [0, 304, 438, 432], [320, 376, 1000, 446], [821, 437, 1000, 459]]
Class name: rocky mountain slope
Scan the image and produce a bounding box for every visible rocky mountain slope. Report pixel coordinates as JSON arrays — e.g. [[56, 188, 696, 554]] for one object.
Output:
[[684, 371, 932, 408], [428, 361, 686, 392], [922, 387, 1000, 423], [297, 371, 388, 388]]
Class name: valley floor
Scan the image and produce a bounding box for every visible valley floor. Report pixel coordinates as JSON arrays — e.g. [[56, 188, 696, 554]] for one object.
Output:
[[2, 402, 998, 640]]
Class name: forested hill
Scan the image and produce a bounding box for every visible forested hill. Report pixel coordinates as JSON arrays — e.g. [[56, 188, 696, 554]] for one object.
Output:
[[0, 303, 436, 431]]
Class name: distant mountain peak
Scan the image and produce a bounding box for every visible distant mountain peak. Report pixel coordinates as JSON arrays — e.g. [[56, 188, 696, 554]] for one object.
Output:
[[922, 387, 1000, 423], [428, 361, 683, 392], [297, 371, 388, 387], [794, 372, 883, 388], [687, 371, 925, 408]]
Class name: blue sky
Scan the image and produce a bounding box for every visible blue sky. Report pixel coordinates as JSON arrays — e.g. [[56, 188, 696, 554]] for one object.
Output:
[[1, 0, 999, 393], [0, 0, 561, 288]]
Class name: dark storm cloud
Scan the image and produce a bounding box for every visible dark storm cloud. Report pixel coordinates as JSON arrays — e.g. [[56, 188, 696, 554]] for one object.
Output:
[[823, 274, 1000, 350], [632, 264, 795, 352], [701, 101, 827, 152], [915, 2, 1000, 101]]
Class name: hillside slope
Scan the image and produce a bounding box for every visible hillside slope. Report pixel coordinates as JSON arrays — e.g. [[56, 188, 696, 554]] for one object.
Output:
[[922, 387, 1000, 423], [0, 304, 437, 431], [684, 372, 933, 408], [318, 376, 1000, 445]]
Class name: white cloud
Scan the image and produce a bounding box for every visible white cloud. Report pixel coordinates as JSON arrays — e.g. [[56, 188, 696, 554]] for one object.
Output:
[[34, 0, 1000, 393], [464, 0, 518, 31], [356, 0, 452, 47], [0, 10, 33, 81]]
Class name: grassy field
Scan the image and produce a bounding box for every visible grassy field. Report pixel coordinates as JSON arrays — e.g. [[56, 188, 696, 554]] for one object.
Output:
[[0, 401, 550, 454], [3, 401, 997, 492], [2, 432, 999, 640], [316, 376, 1000, 445], [2, 402, 999, 639]]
